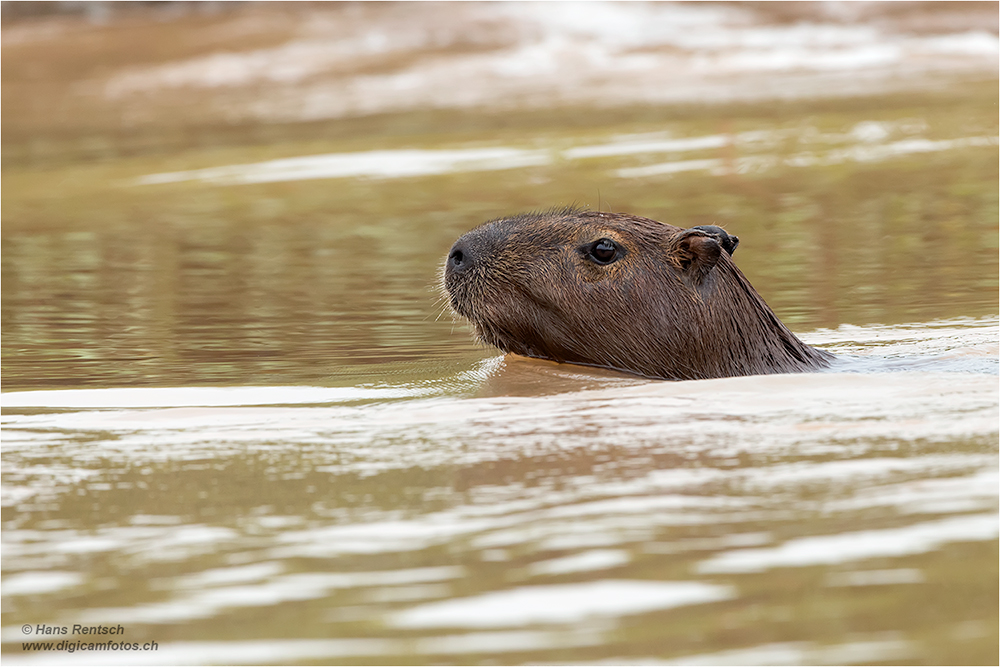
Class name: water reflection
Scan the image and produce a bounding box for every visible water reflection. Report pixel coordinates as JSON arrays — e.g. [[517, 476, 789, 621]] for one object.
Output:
[[2, 319, 997, 664], [4, 131, 998, 389], [697, 513, 999, 573], [2, 220, 487, 389], [133, 120, 997, 186], [137, 148, 552, 186], [389, 580, 735, 628], [3, 3, 998, 664]]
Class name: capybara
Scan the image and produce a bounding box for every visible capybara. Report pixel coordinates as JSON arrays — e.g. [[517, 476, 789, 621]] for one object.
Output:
[[443, 207, 832, 381]]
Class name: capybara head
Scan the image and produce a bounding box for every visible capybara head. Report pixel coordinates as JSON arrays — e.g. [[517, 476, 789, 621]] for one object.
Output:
[[443, 208, 831, 380]]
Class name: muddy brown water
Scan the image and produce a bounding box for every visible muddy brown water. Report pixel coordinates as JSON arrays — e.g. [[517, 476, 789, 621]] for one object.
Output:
[[2, 8, 999, 665]]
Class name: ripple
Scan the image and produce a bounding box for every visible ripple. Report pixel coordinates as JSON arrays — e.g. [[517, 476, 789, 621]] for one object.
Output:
[[389, 580, 735, 628]]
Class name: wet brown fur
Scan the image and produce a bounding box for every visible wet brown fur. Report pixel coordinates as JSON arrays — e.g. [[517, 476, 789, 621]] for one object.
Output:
[[443, 207, 832, 380]]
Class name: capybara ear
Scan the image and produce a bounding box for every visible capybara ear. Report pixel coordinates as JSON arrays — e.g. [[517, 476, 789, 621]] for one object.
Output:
[[690, 225, 739, 256], [668, 229, 722, 285]]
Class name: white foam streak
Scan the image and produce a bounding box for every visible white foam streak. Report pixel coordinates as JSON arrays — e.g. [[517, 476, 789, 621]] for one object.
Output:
[[74, 566, 464, 625], [136, 148, 551, 186], [133, 128, 997, 186], [618, 135, 998, 178], [564, 134, 730, 159], [697, 513, 999, 573], [2, 571, 83, 597], [526, 549, 631, 576], [660, 637, 913, 665], [390, 580, 734, 628]]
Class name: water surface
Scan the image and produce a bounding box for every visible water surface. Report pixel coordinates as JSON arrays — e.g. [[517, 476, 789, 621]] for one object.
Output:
[[2, 317, 998, 665], [2, 9, 998, 663]]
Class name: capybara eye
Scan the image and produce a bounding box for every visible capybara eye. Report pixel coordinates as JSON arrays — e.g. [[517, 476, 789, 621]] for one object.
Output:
[[588, 238, 620, 265]]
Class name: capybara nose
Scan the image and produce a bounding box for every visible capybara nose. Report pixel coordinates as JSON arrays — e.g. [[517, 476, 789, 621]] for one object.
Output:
[[447, 240, 474, 275]]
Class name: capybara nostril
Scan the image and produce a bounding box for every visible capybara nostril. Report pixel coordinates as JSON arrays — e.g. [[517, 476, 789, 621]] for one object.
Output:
[[447, 242, 472, 274]]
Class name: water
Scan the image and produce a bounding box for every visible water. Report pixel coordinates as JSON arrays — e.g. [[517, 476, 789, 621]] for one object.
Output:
[[2, 4, 999, 665], [2, 321, 998, 664]]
